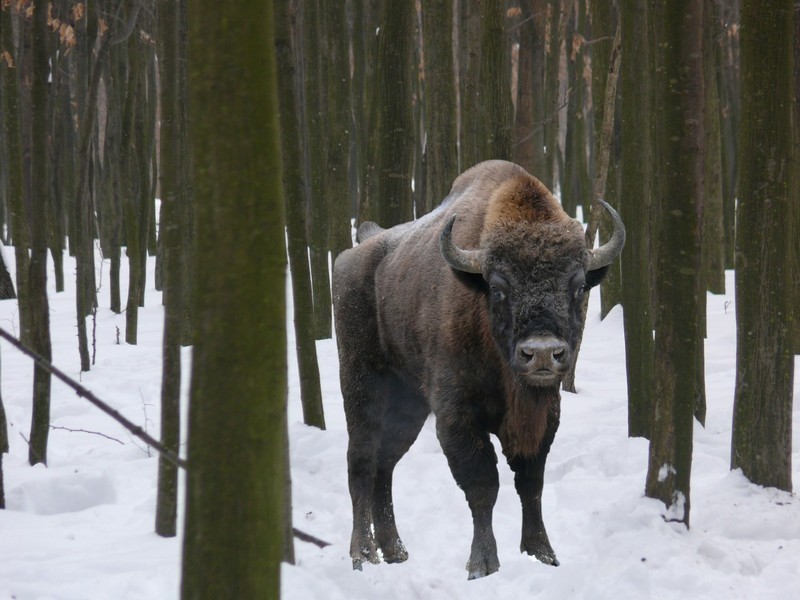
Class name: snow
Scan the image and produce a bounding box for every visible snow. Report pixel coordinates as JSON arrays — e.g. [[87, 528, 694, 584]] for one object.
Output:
[[0, 246, 798, 600]]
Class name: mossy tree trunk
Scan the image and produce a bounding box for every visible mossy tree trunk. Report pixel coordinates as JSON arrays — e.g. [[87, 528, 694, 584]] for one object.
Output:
[[181, 1, 286, 597]]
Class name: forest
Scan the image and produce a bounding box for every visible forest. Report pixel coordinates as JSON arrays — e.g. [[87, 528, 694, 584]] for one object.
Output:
[[0, 0, 798, 598]]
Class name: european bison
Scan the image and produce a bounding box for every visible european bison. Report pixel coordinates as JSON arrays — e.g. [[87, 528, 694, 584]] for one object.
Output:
[[332, 160, 625, 579]]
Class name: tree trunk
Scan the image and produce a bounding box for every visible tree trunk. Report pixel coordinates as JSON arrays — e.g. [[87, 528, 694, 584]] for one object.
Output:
[[303, 0, 333, 340], [372, 0, 415, 228], [702, 0, 725, 295], [324, 0, 353, 258], [181, 2, 286, 597], [2, 3, 32, 346], [155, 0, 184, 539], [620, 0, 655, 439], [477, 0, 513, 161], [275, 0, 325, 431], [644, 0, 705, 527], [27, 0, 53, 467], [561, 1, 590, 218], [731, 0, 794, 493], [422, 0, 458, 212]]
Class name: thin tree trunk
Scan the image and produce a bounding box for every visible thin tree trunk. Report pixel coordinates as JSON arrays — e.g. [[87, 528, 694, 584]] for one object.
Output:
[[620, 0, 655, 439], [28, 0, 53, 467], [155, 0, 183, 539], [275, 0, 325, 431], [2, 3, 32, 346], [561, 21, 620, 394]]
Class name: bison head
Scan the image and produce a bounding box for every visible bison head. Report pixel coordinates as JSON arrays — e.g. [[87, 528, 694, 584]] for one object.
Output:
[[440, 198, 625, 388]]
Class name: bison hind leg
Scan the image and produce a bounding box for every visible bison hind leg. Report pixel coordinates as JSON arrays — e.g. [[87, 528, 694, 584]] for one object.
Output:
[[371, 375, 429, 564]]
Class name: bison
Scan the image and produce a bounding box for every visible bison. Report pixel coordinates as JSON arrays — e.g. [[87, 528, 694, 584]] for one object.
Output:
[[332, 160, 625, 579]]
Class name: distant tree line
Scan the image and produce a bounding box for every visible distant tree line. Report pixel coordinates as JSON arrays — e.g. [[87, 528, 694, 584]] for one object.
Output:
[[0, 0, 797, 597]]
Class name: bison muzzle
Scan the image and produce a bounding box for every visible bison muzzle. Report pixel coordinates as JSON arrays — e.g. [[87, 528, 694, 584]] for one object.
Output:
[[332, 160, 625, 579]]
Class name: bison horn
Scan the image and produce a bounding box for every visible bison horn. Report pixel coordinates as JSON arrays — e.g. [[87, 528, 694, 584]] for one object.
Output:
[[587, 200, 626, 271], [440, 215, 485, 274]]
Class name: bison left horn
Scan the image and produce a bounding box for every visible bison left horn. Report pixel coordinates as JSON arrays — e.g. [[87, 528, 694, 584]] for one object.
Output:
[[440, 215, 485, 274], [587, 200, 626, 271]]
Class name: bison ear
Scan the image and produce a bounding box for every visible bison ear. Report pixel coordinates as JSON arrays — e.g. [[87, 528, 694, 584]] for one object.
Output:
[[585, 265, 610, 289]]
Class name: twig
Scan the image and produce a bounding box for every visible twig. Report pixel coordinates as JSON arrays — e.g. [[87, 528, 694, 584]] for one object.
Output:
[[0, 326, 187, 470], [50, 425, 125, 445], [292, 527, 331, 548]]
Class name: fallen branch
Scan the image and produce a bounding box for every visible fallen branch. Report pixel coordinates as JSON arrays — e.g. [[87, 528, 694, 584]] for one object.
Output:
[[1, 326, 331, 547], [292, 527, 331, 549], [0, 326, 186, 469]]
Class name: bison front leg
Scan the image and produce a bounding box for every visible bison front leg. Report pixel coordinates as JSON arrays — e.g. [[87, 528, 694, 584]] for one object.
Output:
[[436, 418, 501, 579], [507, 421, 560, 567]]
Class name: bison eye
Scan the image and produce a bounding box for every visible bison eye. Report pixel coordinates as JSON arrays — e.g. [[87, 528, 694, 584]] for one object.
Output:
[[488, 273, 509, 302], [574, 283, 586, 299]]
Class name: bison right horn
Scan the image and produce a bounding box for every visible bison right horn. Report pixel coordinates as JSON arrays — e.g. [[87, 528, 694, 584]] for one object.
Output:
[[440, 215, 485, 274], [587, 200, 626, 271]]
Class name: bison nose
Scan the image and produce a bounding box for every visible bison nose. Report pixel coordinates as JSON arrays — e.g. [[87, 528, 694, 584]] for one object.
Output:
[[514, 335, 571, 382]]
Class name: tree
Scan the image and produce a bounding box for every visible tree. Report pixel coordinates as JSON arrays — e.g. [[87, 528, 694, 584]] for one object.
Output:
[[644, 0, 705, 527], [323, 0, 353, 260], [620, 0, 655, 439], [275, 0, 325, 430], [476, 0, 513, 162], [155, 0, 185, 539], [373, 0, 414, 227], [302, 0, 332, 340], [512, 0, 547, 179], [731, 0, 794, 493], [27, 0, 53, 466], [181, 1, 286, 597], [2, 2, 32, 346], [421, 0, 458, 212], [0, 349, 7, 508]]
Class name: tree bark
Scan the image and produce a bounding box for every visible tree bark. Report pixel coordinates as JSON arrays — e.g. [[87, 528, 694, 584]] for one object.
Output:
[[731, 0, 794, 493], [27, 0, 53, 467], [275, 0, 325, 431], [422, 0, 458, 211], [620, 0, 655, 439], [374, 0, 415, 228], [181, 1, 286, 597], [155, 0, 183, 539], [644, 0, 705, 527], [2, 3, 32, 346]]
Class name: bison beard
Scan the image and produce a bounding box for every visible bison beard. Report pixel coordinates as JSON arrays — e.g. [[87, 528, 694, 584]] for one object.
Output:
[[333, 160, 625, 579]]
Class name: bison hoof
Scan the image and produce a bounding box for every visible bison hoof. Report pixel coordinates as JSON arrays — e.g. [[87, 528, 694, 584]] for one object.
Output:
[[382, 540, 409, 564], [466, 555, 500, 580], [524, 544, 560, 567], [351, 543, 382, 571]]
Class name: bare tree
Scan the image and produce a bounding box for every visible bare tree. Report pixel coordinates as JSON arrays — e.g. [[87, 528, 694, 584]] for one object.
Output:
[[731, 0, 794, 492]]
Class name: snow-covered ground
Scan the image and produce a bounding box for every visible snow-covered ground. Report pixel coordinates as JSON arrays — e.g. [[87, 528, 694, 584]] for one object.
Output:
[[0, 245, 797, 600]]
